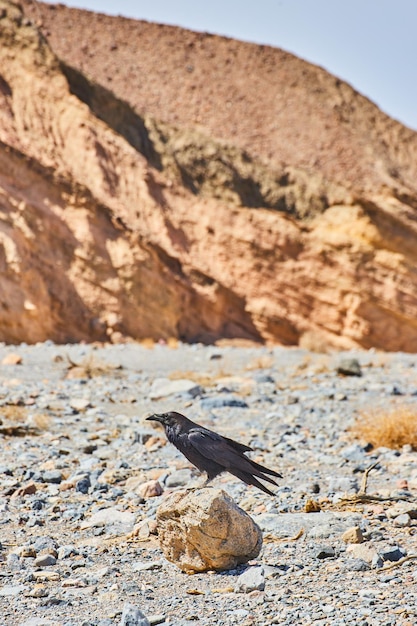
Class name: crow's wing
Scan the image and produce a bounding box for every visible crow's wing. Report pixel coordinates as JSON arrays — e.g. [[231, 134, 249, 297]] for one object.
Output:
[[188, 428, 279, 483], [218, 434, 253, 454]]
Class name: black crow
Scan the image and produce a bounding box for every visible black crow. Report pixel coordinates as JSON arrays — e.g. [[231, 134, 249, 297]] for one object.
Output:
[[146, 411, 281, 496]]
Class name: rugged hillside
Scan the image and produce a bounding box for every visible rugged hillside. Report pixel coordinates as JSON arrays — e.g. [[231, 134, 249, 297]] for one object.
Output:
[[0, 0, 417, 350], [21, 0, 417, 196]]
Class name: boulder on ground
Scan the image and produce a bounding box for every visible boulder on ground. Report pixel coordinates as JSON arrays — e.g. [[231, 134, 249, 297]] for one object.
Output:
[[156, 488, 263, 573]]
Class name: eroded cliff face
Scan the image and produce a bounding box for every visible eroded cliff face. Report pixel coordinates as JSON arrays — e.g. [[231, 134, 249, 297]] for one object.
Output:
[[1, 1, 417, 350]]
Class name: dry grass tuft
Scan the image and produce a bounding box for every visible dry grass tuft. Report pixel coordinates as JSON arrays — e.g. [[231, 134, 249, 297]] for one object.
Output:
[[351, 406, 417, 450], [245, 355, 274, 371], [29, 413, 52, 430], [1, 406, 28, 422], [168, 369, 230, 387], [65, 354, 122, 379]]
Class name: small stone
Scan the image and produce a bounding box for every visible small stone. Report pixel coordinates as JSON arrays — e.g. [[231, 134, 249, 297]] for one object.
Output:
[[14, 546, 37, 558], [61, 577, 87, 587], [0, 584, 26, 596], [149, 378, 202, 400], [32, 570, 60, 581], [379, 546, 406, 562], [393, 513, 411, 527], [75, 476, 91, 494], [200, 395, 248, 409], [343, 558, 370, 572], [234, 566, 265, 593], [314, 545, 335, 559], [34, 554, 57, 567], [386, 502, 417, 519], [11, 482, 37, 498], [165, 469, 195, 488], [339, 444, 367, 462], [336, 358, 362, 376], [6, 553, 22, 569], [81, 507, 136, 533], [137, 480, 163, 498], [119, 603, 150, 626], [70, 398, 92, 412], [346, 543, 379, 564], [42, 470, 63, 484], [57, 545, 78, 559], [342, 526, 364, 544], [27, 584, 49, 598], [372, 554, 384, 569], [1, 353, 22, 365], [133, 561, 163, 572]]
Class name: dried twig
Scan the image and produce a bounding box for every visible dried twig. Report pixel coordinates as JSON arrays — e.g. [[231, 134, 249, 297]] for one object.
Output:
[[334, 462, 412, 508], [359, 461, 379, 495]]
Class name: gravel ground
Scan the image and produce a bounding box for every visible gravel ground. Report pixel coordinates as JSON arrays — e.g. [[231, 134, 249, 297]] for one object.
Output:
[[0, 341, 417, 626]]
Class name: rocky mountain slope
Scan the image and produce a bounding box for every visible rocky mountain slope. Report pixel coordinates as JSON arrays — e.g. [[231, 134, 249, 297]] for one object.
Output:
[[0, 0, 417, 350]]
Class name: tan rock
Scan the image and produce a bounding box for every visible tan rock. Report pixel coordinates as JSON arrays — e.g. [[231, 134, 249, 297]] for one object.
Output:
[[156, 488, 263, 573], [125, 475, 147, 492], [11, 481, 37, 498], [137, 480, 163, 499], [346, 543, 377, 563], [386, 502, 417, 519], [342, 526, 364, 544], [32, 571, 60, 582], [12, 546, 36, 558], [2, 353, 22, 365]]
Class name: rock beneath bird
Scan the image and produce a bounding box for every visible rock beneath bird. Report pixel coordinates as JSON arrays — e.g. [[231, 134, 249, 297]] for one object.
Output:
[[156, 488, 262, 573]]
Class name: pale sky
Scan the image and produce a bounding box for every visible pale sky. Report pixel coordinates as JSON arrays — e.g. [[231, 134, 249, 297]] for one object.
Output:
[[42, 0, 417, 131]]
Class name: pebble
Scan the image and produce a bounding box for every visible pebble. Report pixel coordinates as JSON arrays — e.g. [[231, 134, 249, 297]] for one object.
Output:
[[165, 469, 195, 488], [0, 584, 26, 596], [336, 358, 362, 377], [120, 603, 150, 626], [234, 566, 265, 593], [379, 546, 406, 562], [75, 476, 91, 493], [342, 526, 364, 544], [137, 480, 163, 498], [200, 395, 248, 409], [41, 470, 63, 484], [149, 379, 202, 400], [34, 554, 57, 567], [393, 513, 411, 527], [314, 545, 335, 559]]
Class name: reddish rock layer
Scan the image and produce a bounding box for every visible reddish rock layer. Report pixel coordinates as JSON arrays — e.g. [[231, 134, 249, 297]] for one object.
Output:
[[0, 1, 416, 351]]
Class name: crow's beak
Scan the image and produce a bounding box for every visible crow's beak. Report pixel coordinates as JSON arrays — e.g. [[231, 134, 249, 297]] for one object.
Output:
[[146, 414, 164, 424]]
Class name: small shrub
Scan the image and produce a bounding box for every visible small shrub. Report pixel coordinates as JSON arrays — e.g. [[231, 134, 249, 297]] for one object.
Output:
[[352, 406, 417, 450], [245, 355, 274, 371]]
